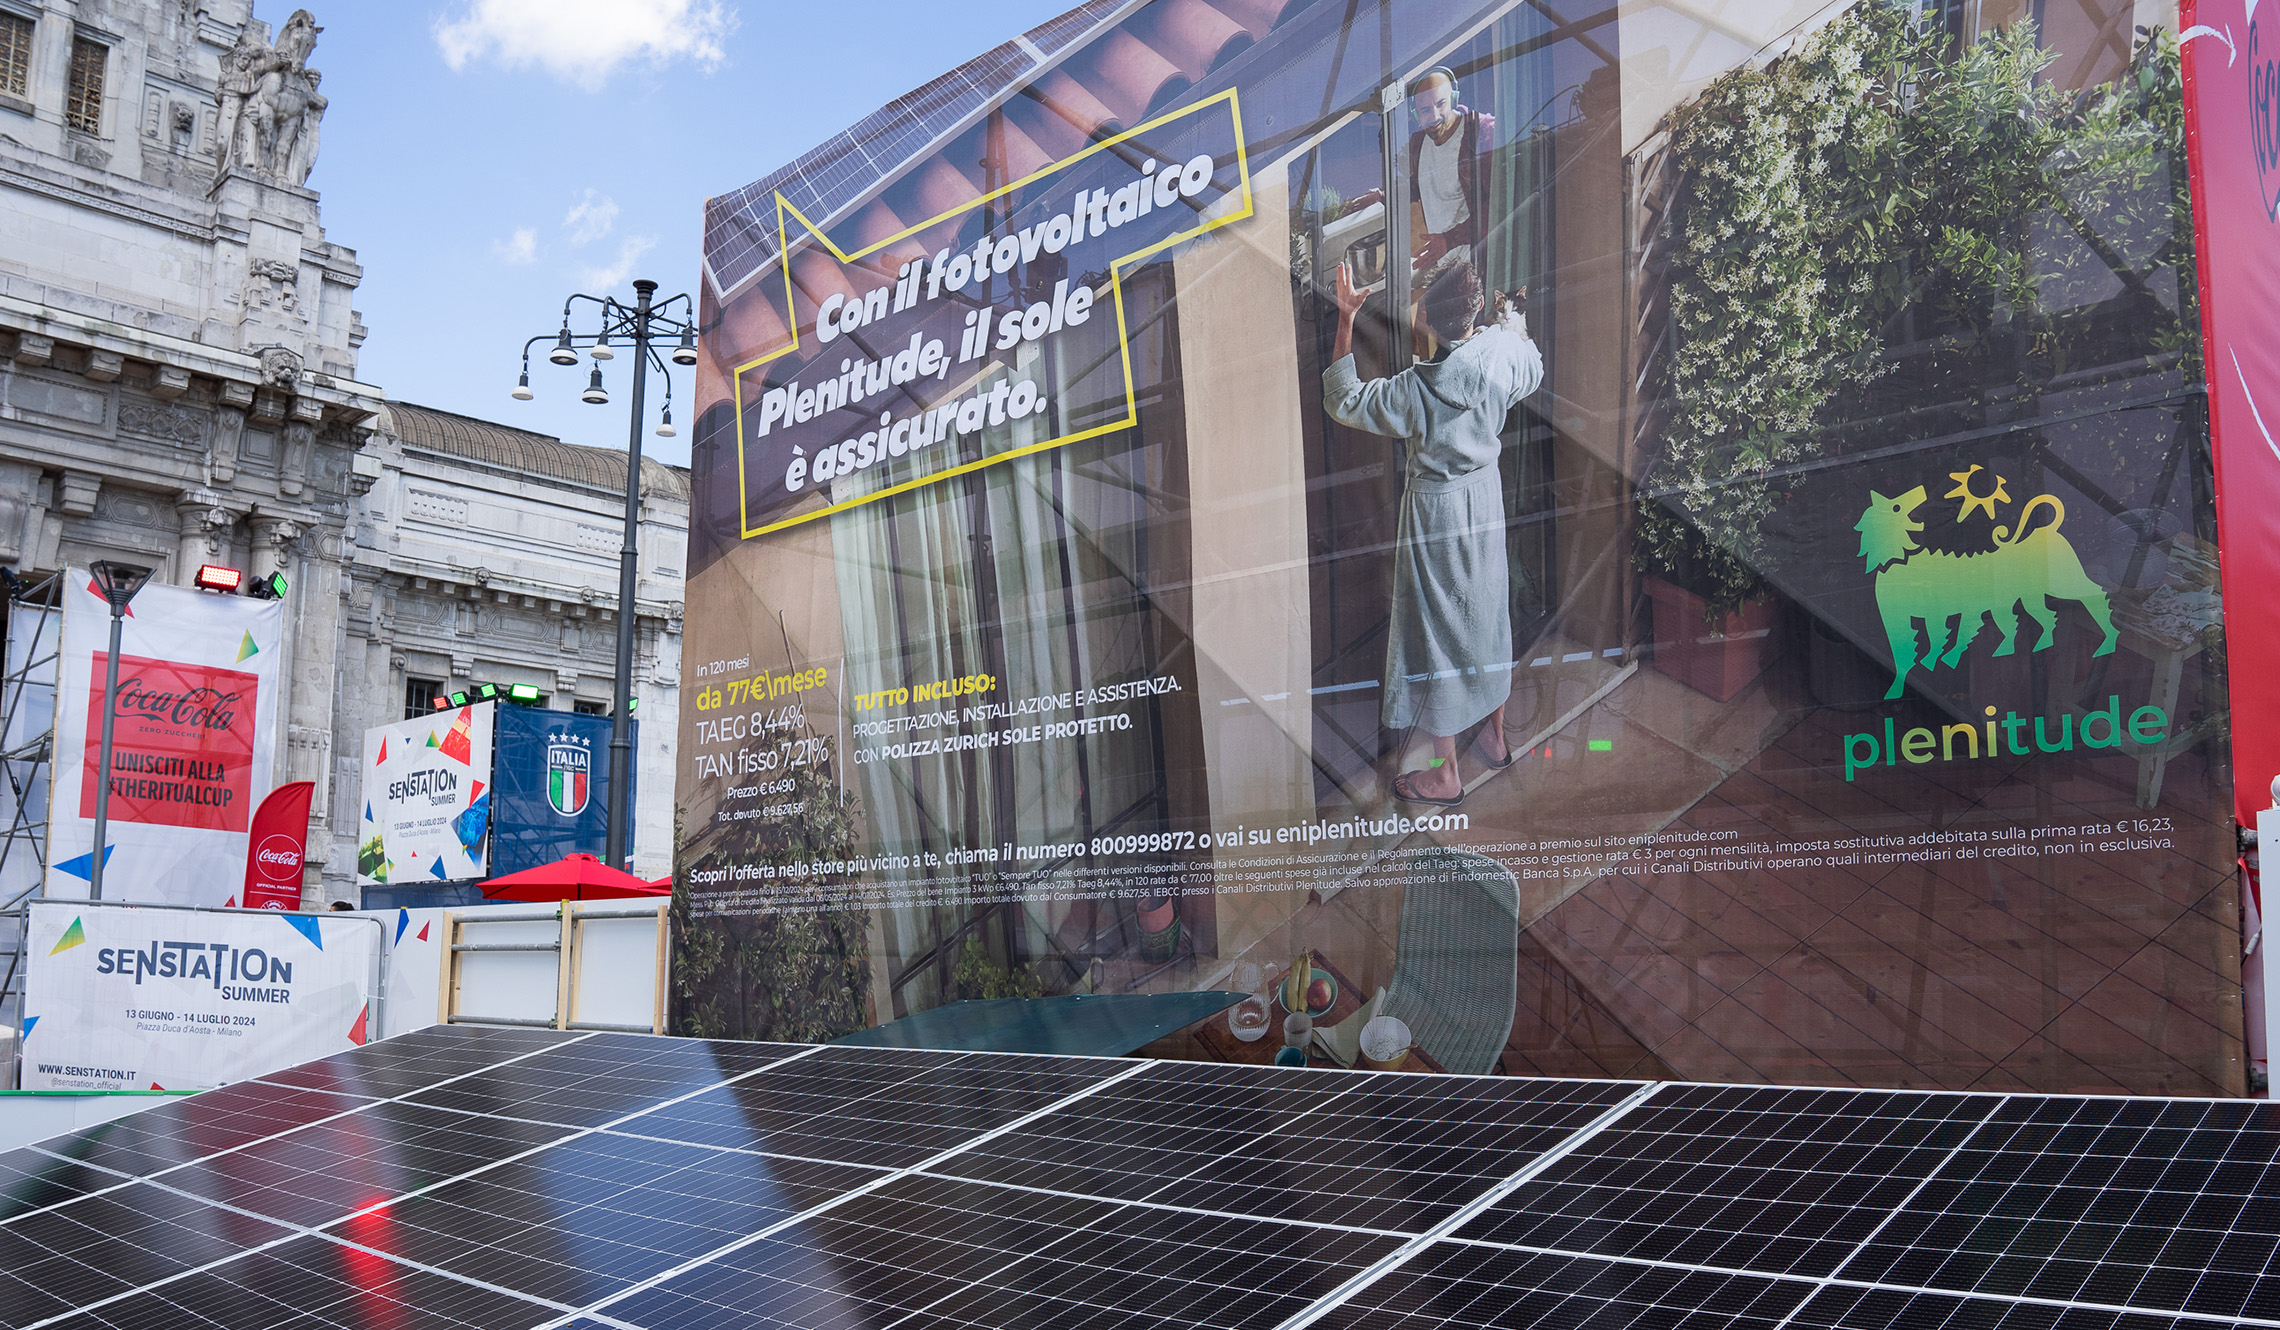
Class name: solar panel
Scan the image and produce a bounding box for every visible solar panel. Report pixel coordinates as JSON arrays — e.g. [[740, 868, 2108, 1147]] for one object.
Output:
[[1452, 1083, 1996, 1277], [4, 1024, 2274, 1330]]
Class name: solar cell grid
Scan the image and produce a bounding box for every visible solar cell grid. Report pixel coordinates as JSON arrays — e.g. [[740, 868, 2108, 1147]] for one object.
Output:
[[1792, 1283, 2215, 1330], [253, 1024, 577, 1098], [398, 1036, 800, 1128], [0, 1182, 295, 1326], [1187, 1075, 1643, 1234], [1837, 1096, 2280, 1322], [599, 1171, 1401, 1330], [1454, 1084, 1997, 1277], [927, 1064, 1641, 1234], [14, 1027, 2280, 1330], [21, 1083, 381, 1182], [38, 1233, 564, 1330], [360, 1136, 879, 1306], [0, 1148, 117, 1223], [614, 1048, 1124, 1169], [161, 1101, 581, 1228], [1308, 1240, 1813, 1330]]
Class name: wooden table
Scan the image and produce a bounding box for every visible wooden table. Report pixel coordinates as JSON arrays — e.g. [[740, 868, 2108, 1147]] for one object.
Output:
[[1191, 950, 1446, 1073]]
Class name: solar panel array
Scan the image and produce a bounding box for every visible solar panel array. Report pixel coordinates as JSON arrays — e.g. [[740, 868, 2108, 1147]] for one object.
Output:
[[3, 1025, 2275, 1329]]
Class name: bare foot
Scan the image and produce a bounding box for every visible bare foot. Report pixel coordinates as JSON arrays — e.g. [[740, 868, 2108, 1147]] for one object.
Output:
[[1393, 764, 1462, 804]]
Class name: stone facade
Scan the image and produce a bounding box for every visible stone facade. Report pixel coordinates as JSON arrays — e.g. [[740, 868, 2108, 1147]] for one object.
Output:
[[0, 2, 685, 901], [337, 404, 686, 887], [0, 1, 376, 904]]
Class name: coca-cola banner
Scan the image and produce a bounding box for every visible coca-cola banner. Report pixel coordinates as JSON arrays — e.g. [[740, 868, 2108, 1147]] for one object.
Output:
[[242, 781, 316, 911], [46, 570, 284, 906]]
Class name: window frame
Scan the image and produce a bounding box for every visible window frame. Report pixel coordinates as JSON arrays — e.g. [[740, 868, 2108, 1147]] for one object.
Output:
[[0, 8, 35, 107], [63, 31, 107, 137]]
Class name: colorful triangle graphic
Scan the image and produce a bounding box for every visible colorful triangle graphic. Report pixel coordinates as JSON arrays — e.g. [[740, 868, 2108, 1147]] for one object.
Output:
[[236, 631, 259, 663], [19, 1016, 34, 1039], [49, 918, 85, 955], [416, 920, 431, 943], [87, 578, 134, 617], [347, 1003, 369, 1047], [376, 738, 389, 764], [55, 846, 114, 881], [425, 732, 440, 748]]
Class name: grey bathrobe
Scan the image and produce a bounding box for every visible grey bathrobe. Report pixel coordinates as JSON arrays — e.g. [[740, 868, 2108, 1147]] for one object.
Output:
[[1323, 323, 1543, 734]]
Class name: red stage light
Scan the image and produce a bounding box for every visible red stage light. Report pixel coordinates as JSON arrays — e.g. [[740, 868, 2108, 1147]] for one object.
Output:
[[431, 696, 451, 710], [193, 564, 244, 594]]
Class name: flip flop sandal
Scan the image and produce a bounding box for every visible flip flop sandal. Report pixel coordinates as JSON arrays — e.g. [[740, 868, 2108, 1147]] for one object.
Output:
[[1392, 770, 1464, 807], [1477, 734, 1515, 771]]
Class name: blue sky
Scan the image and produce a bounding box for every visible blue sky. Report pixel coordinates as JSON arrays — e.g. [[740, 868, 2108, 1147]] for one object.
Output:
[[276, 0, 1074, 465]]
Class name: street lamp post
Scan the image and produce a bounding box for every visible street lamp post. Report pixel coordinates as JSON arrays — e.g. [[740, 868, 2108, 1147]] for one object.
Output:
[[85, 561, 152, 901], [512, 282, 699, 871]]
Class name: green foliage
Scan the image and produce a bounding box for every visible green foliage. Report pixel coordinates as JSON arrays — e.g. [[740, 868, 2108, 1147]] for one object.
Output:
[[670, 737, 872, 1044], [953, 937, 1045, 1000], [1644, 8, 2197, 613]]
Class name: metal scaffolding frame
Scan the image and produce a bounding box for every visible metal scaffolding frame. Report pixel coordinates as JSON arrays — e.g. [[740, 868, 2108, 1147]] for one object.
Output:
[[0, 569, 62, 1061]]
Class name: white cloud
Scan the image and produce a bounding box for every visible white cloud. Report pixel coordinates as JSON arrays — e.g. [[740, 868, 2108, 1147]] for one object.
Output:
[[491, 226, 539, 264], [580, 235, 659, 291], [434, 0, 735, 90], [563, 191, 619, 247]]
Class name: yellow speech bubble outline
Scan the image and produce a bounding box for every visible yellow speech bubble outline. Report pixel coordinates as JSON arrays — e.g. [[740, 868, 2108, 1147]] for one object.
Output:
[[731, 88, 1254, 540]]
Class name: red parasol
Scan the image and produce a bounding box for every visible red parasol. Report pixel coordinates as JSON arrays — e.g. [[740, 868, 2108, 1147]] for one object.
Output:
[[478, 853, 669, 902]]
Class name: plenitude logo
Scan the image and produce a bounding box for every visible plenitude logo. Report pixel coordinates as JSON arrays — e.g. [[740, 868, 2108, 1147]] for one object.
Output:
[[1844, 698, 2171, 781], [1840, 467, 2160, 780]]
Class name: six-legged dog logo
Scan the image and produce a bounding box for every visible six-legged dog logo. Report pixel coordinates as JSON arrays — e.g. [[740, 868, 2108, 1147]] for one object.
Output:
[[1855, 467, 2117, 699]]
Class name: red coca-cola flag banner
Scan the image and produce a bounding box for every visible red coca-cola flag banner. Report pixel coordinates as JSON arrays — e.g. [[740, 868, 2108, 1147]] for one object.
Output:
[[241, 780, 315, 911], [78, 652, 258, 832], [2183, 0, 2280, 823]]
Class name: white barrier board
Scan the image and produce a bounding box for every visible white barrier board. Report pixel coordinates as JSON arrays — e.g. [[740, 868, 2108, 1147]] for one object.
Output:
[[20, 901, 380, 1091]]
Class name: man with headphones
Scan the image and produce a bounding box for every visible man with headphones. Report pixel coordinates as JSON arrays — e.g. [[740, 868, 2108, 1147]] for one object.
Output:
[[1354, 66, 1495, 278]]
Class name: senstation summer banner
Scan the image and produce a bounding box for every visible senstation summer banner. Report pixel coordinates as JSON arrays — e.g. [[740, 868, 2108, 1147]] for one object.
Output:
[[19, 900, 380, 1091], [677, 0, 2252, 1093], [46, 569, 284, 907], [357, 703, 494, 886]]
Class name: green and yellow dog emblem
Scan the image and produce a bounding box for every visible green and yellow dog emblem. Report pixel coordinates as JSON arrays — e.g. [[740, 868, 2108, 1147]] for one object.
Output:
[[1856, 468, 2116, 700]]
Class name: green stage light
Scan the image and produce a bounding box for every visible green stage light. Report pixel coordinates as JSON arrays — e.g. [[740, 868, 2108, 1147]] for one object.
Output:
[[448, 690, 470, 707], [246, 570, 288, 600], [475, 683, 500, 701], [508, 683, 542, 704]]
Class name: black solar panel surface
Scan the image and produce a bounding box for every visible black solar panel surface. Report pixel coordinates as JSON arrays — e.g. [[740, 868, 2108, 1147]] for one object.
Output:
[[1, 1025, 2273, 1330]]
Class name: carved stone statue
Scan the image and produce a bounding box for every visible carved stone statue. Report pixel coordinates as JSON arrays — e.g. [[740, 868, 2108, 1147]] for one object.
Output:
[[213, 27, 263, 168], [216, 10, 326, 186]]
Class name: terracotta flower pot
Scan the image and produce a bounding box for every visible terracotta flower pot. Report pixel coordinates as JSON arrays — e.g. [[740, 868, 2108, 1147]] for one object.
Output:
[[1645, 576, 1779, 702]]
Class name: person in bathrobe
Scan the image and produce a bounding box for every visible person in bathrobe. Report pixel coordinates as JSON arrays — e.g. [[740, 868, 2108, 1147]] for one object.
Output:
[[1323, 259, 1543, 806]]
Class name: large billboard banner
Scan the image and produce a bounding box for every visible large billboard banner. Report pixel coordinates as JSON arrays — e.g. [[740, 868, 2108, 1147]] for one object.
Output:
[[678, 0, 2251, 1093], [19, 900, 379, 1091], [487, 705, 636, 877], [46, 571, 283, 907], [357, 704, 493, 886]]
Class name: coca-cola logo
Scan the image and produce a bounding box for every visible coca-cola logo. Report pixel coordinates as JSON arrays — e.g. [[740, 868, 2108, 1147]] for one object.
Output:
[[2256, 8, 2279, 220], [113, 676, 244, 734], [254, 833, 302, 880]]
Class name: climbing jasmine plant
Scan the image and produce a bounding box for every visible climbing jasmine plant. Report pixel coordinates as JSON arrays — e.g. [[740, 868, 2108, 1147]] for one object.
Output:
[[1640, 4, 2195, 613]]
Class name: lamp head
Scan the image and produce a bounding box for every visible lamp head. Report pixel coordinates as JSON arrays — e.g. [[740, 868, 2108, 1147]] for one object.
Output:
[[548, 328, 579, 366], [581, 367, 609, 405], [590, 331, 614, 361], [88, 560, 153, 612], [512, 368, 533, 401], [656, 406, 676, 439], [671, 330, 698, 366]]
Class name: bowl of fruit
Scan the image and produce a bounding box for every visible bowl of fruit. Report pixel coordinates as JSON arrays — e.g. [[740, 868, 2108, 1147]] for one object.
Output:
[[1278, 957, 1338, 1018]]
